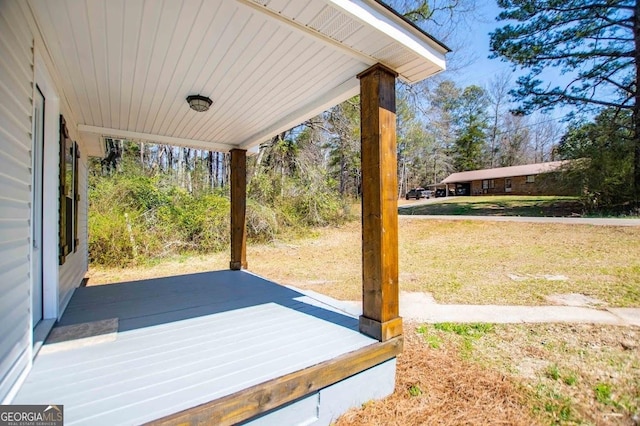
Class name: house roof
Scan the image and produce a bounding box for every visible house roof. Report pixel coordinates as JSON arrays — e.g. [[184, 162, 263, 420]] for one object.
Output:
[[27, 0, 447, 156], [441, 161, 571, 184]]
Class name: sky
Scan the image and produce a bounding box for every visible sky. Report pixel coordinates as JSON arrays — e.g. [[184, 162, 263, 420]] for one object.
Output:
[[444, 0, 573, 123], [453, 2, 513, 87]]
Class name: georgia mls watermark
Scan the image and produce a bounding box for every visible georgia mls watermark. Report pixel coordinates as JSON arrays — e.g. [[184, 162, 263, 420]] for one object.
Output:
[[0, 405, 63, 426]]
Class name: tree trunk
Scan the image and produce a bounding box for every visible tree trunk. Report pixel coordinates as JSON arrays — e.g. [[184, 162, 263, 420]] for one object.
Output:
[[339, 149, 345, 196], [140, 142, 144, 170], [207, 151, 214, 189], [635, 0, 640, 206]]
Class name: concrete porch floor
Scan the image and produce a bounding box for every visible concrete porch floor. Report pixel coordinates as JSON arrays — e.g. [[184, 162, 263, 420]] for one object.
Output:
[[14, 270, 398, 425]]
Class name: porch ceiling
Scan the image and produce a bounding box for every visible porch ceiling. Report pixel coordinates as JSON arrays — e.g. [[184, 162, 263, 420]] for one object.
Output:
[[28, 0, 447, 156]]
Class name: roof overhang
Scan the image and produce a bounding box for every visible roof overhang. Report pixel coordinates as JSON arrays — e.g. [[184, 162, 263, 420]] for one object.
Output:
[[27, 0, 447, 156], [441, 161, 573, 184]]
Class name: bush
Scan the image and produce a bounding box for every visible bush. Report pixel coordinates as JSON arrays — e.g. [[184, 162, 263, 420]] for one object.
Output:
[[89, 163, 350, 267], [89, 170, 231, 266], [246, 200, 279, 242]]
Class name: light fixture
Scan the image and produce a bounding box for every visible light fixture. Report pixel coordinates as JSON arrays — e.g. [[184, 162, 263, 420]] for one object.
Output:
[[186, 94, 213, 112]]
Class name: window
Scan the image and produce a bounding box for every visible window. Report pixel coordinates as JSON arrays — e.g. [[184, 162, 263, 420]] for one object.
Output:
[[505, 178, 512, 192], [59, 115, 80, 264], [482, 179, 495, 189], [526, 175, 535, 183]]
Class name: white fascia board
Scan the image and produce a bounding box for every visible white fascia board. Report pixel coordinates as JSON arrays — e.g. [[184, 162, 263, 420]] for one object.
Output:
[[78, 125, 236, 153], [329, 0, 447, 74], [238, 77, 360, 150]]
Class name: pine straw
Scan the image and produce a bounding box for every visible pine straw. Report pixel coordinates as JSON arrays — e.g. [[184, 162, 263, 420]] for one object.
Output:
[[335, 325, 540, 426]]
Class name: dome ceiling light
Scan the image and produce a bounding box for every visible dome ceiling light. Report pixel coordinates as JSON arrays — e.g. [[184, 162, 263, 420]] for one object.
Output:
[[186, 94, 212, 112]]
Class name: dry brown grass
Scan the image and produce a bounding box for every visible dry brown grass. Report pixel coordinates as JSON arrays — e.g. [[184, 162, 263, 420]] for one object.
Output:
[[335, 324, 540, 426], [336, 322, 640, 426], [248, 219, 640, 306], [89, 219, 640, 307]]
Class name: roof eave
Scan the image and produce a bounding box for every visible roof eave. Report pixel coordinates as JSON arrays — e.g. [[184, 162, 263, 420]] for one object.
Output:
[[328, 0, 448, 80], [369, 0, 451, 53]]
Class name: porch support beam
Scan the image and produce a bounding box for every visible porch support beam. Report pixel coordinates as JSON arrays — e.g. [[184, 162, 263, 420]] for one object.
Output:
[[230, 149, 247, 270], [358, 63, 402, 342]]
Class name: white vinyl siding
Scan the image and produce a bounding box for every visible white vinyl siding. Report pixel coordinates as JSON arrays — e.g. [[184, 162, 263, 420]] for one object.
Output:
[[0, 0, 33, 402]]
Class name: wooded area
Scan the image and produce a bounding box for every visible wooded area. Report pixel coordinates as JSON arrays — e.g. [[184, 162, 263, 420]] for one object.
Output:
[[89, 0, 640, 267]]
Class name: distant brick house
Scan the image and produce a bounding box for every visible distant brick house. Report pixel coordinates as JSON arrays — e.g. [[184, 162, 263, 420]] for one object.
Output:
[[441, 160, 573, 196]]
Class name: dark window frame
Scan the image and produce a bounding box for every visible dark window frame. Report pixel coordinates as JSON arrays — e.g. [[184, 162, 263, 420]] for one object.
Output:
[[482, 179, 495, 189], [59, 115, 80, 264]]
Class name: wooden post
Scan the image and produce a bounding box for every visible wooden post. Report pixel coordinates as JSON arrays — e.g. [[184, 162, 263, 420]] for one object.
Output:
[[230, 149, 247, 270], [357, 64, 402, 342]]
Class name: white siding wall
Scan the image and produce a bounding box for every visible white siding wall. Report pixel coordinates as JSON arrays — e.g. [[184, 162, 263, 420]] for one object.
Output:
[[0, 0, 34, 402], [0, 1, 90, 402]]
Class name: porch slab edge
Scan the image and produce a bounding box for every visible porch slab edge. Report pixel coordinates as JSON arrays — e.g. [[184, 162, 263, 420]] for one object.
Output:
[[145, 336, 403, 426]]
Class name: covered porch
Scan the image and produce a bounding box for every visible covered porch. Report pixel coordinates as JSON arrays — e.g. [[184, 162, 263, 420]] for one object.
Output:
[[14, 0, 448, 422], [14, 270, 400, 425]]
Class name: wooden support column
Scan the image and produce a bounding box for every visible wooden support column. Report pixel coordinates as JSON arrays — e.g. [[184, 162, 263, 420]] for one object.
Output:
[[230, 149, 247, 270], [357, 64, 402, 342]]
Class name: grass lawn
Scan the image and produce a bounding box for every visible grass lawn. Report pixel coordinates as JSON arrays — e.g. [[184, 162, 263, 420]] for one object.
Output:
[[400, 195, 583, 217], [89, 219, 640, 307]]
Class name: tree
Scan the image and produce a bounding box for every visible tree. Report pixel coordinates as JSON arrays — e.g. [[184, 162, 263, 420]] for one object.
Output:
[[529, 113, 562, 163], [325, 99, 361, 198], [559, 109, 634, 209], [486, 71, 512, 167], [498, 113, 530, 167], [489, 0, 640, 205], [451, 85, 489, 171], [426, 80, 460, 179]]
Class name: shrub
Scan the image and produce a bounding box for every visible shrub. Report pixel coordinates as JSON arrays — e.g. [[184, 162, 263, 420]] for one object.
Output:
[[89, 161, 350, 267]]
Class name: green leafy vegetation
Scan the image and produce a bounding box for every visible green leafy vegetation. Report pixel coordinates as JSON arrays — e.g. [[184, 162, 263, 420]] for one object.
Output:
[[408, 384, 423, 397], [558, 109, 637, 213], [533, 384, 575, 424], [563, 374, 578, 387], [469, 324, 640, 425], [594, 382, 615, 406], [416, 325, 442, 349], [89, 141, 351, 267], [545, 364, 561, 381], [414, 323, 495, 360], [490, 0, 640, 209], [433, 322, 494, 337]]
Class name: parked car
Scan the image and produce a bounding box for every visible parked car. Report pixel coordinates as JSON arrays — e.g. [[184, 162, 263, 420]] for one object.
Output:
[[405, 187, 431, 200], [434, 188, 447, 197]]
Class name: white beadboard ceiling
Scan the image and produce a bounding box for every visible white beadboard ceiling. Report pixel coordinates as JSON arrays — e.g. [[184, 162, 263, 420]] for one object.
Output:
[[27, 0, 448, 155]]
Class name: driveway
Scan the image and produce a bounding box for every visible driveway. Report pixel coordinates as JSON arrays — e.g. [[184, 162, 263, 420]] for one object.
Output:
[[398, 197, 445, 207], [398, 214, 640, 226]]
